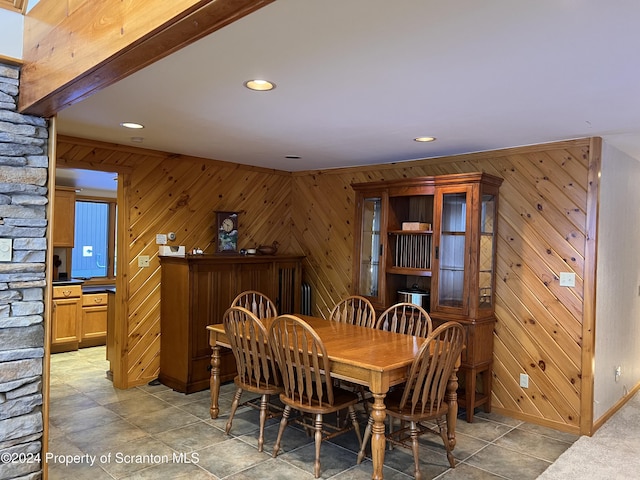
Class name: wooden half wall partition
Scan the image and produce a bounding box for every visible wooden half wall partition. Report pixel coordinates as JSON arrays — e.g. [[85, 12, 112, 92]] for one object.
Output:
[[58, 134, 600, 434], [20, 0, 274, 117]]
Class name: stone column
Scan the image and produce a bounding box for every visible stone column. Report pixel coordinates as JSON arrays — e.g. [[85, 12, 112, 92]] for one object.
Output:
[[0, 63, 48, 480]]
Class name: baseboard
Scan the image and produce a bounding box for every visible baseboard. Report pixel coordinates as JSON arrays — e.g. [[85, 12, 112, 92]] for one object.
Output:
[[593, 382, 640, 432]]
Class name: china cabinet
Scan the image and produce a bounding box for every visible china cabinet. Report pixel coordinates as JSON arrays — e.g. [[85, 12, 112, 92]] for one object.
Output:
[[352, 172, 502, 421], [159, 254, 304, 393]]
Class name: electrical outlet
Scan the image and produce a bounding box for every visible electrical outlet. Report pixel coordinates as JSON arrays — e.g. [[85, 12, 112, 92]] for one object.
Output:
[[138, 255, 150, 268], [519, 373, 529, 388]]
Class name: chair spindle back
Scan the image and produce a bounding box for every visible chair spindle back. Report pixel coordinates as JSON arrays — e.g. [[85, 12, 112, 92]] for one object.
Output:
[[223, 306, 279, 389], [400, 321, 465, 417], [329, 295, 376, 328], [268, 314, 335, 407]]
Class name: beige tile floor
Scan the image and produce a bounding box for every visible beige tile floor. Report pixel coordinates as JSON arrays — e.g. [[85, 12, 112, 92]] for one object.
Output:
[[46, 346, 578, 479]]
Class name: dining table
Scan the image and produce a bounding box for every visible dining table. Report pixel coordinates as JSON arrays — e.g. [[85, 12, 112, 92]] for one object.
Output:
[[206, 314, 460, 480]]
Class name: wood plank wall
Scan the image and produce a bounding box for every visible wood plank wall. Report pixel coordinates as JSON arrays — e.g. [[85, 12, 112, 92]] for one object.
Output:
[[55, 135, 593, 432], [56, 135, 297, 387], [291, 138, 592, 433]]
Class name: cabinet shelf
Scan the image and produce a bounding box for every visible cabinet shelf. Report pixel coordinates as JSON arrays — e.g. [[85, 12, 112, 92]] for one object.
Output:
[[388, 230, 433, 235], [440, 265, 465, 272], [387, 266, 432, 276]]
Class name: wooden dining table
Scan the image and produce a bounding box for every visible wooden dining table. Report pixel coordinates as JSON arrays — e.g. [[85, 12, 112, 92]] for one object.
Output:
[[206, 314, 460, 480]]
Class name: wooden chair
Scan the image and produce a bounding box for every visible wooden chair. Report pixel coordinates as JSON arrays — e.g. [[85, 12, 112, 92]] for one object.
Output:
[[222, 306, 283, 452], [357, 321, 465, 479], [232, 290, 278, 319], [329, 295, 376, 328], [268, 314, 363, 478], [376, 302, 432, 337], [329, 295, 376, 410]]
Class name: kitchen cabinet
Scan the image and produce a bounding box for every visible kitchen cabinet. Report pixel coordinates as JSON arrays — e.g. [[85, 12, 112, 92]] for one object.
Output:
[[352, 172, 502, 421], [159, 254, 304, 393], [53, 187, 76, 247], [51, 284, 82, 353], [80, 293, 108, 347]]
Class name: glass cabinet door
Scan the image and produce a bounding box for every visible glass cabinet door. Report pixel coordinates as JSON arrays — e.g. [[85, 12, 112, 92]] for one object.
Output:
[[479, 193, 497, 310], [357, 196, 382, 298], [437, 192, 467, 309]]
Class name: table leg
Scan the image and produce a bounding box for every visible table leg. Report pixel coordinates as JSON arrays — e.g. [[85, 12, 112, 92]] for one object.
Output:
[[370, 392, 387, 480], [210, 344, 221, 419], [446, 364, 459, 450]]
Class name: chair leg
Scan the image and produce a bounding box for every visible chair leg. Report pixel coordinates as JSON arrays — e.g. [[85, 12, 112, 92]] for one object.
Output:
[[358, 386, 370, 415], [357, 415, 374, 464], [437, 417, 456, 468], [272, 405, 291, 458], [257, 394, 268, 453], [348, 406, 363, 447], [225, 387, 243, 434], [313, 413, 323, 478], [410, 421, 422, 480]]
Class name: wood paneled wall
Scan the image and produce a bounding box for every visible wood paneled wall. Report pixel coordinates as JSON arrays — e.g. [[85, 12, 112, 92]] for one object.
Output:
[[56, 136, 298, 388], [56, 135, 595, 433], [291, 138, 594, 433]]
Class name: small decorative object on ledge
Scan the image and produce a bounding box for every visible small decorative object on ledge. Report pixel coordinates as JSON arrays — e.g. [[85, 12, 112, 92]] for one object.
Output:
[[257, 241, 279, 255], [216, 211, 239, 253]]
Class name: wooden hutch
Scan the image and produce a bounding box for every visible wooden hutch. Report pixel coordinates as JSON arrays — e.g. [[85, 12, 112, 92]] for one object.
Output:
[[159, 254, 304, 393], [352, 172, 502, 422]]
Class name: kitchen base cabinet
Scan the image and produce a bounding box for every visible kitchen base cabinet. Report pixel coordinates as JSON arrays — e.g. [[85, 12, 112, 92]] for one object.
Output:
[[80, 293, 108, 347], [159, 254, 304, 393], [51, 285, 82, 353]]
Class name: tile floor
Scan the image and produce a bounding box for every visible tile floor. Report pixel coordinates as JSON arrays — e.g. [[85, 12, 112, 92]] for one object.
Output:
[[47, 347, 579, 479]]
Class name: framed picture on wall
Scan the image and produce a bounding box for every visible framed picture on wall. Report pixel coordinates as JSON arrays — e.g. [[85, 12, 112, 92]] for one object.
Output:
[[216, 211, 239, 253]]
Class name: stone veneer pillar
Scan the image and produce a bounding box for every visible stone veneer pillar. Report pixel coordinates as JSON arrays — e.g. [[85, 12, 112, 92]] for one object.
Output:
[[0, 62, 49, 480]]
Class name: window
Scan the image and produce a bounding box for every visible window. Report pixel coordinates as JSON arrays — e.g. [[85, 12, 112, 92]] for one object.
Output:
[[71, 198, 117, 280]]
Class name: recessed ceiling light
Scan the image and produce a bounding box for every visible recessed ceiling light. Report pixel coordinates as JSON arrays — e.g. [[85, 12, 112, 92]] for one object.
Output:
[[120, 122, 144, 129], [243, 79, 276, 91], [414, 136, 436, 143]]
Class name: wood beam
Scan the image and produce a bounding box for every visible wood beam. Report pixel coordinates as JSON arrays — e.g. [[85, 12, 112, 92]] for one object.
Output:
[[0, 0, 27, 14], [20, 0, 274, 118]]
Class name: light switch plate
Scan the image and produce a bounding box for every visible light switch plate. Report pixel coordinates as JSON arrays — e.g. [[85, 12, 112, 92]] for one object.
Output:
[[0, 238, 12, 262], [559, 272, 576, 287], [138, 255, 150, 267]]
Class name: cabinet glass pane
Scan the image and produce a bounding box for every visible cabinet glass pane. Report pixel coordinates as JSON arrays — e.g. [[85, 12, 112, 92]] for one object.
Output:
[[438, 193, 466, 307], [359, 197, 381, 297], [479, 194, 496, 308]]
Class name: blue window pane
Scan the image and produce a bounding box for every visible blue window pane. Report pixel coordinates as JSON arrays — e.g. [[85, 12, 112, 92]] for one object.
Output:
[[71, 202, 109, 278]]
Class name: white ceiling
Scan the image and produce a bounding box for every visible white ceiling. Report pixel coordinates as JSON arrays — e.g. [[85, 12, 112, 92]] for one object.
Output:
[[56, 0, 640, 183]]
